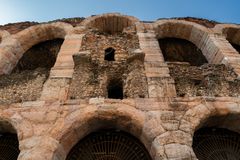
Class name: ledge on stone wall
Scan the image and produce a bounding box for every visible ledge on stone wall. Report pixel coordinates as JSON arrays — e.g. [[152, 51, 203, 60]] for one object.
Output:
[[127, 49, 145, 63]]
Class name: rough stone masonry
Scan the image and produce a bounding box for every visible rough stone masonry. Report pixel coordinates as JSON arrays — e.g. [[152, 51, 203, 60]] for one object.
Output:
[[0, 13, 240, 160]]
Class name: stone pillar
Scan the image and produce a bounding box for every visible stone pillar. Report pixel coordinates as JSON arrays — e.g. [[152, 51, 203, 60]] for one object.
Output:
[[137, 28, 176, 98], [151, 131, 195, 160], [40, 34, 84, 101], [125, 50, 148, 98], [18, 136, 66, 160], [68, 51, 93, 99]]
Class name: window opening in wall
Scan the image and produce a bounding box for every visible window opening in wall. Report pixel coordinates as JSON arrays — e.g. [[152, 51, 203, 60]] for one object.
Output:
[[193, 127, 240, 160], [66, 129, 152, 160], [0, 133, 19, 159], [104, 47, 115, 61], [107, 79, 123, 99], [158, 38, 207, 66]]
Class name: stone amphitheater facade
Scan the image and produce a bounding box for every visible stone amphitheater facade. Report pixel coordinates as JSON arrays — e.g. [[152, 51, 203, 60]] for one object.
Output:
[[0, 13, 240, 160]]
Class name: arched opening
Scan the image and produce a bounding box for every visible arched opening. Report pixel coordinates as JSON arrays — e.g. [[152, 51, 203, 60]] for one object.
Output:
[[192, 114, 240, 160], [0, 133, 19, 159], [0, 121, 20, 159], [223, 27, 240, 54], [107, 79, 123, 99], [104, 47, 115, 61], [158, 38, 207, 66], [158, 37, 238, 97], [54, 104, 154, 159], [14, 38, 64, 71], [0, 38, 64, 104], [82, 14, 138, 34], [66, 129, 152, 160], [193, 127, 240, 160], [158, 38, 208, 97]]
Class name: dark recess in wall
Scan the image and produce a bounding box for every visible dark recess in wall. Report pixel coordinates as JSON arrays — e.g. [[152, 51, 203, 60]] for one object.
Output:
[[231, 43, 240, 53], [158, 38, 208, 66], [13, 39, 64, 72]]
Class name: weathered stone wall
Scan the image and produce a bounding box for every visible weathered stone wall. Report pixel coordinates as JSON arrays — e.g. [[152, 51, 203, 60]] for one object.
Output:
[[69, 27, 148, 99], [1, 97, 239, 160], [0, 39, 63, 104], [169, 63, 240, 97], [0, 13, 240, 160], [0, 69, 48, 104]]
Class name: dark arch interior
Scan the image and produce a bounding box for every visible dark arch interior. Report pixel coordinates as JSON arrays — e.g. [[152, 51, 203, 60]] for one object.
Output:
[[90, 16, 134, 34], [107, 79, 123, 99], [14, 38, 64, 72], [158, 38, 208, 66], [224, 28, 240, 54], [0, 122, 20, 160], [230, 43, 240, 53], [66, 129, 152, 160], [0, 133, 20, 160], [0, 38, 64, 104], [193, 127, 240, 160], [104, 47, 115, 61]]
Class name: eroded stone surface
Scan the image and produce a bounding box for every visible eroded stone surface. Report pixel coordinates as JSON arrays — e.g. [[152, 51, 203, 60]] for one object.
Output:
[[68, 28, 148, 99], [0, 13, 239, 160], [0, 39, 63, 104], [169, 63, 240, 97]]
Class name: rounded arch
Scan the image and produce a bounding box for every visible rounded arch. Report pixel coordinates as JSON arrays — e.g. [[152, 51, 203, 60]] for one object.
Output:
[[0, 115, 30, 141], [216, 24, 240, 53], [190, 108, 240, 159], [213, 23, 240, 38], [14, 22, 72, 55], [0, 117, 20, 159], [0, 117, 17, 134], [196, 114, 240, 134], [180, 102, 240, 159], [153, 20, 214, 63], [153, 19, 211, 40], [193, 127, 240, 160], [81, 13, 140, 34], [51, 104, 153, 159], [158, 37, 208, 66], [180, 102, 240, 134], [66, 129, 152, 160], [223, 26, 240, 45], [0, 22, 73, 74]]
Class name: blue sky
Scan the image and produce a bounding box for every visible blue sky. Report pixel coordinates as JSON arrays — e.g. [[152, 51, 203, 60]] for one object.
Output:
[[0, 0, 239, 25]]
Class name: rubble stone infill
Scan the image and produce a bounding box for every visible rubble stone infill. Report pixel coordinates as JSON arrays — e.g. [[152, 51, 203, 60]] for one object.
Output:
[[168, 62, 240, 97], [0, 13, 240, 160]]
